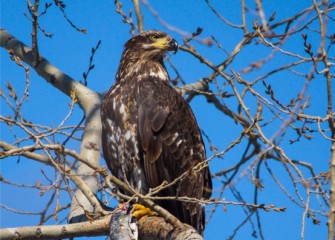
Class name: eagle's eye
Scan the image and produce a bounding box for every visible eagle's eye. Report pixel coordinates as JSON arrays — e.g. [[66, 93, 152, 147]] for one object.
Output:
[[149, 35, 158, 41]]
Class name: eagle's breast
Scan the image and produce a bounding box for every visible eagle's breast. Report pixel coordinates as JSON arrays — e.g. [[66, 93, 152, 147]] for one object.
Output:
[[102, 81, 148, 192]]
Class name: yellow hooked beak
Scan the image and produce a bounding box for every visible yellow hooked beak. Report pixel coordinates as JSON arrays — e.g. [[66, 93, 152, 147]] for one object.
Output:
[[150, 37, 178, 53]]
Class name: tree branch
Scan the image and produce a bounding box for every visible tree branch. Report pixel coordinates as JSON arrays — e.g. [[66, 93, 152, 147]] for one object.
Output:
[[132, 0, 144, 33], [0, 216, 110, 240], [0, 28, 102, 223], [138, 216, 202, 240], [0, 141, 204, 239], [0, 214, 202, 240], [0, 141, 107, 217]]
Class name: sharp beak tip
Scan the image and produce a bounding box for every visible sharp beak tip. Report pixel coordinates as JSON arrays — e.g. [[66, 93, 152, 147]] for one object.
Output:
[[169, 39, 178, 54]]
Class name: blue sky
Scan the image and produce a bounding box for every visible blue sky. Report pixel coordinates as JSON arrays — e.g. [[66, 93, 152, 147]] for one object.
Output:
[[1, 1, 333, 239]]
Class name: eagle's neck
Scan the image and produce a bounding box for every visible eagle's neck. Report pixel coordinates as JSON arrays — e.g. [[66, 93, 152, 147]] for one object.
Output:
[[116, 51, 169, 82]]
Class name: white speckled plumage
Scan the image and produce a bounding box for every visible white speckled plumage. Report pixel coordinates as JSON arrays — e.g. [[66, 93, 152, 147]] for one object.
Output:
[[101, 30, 212, 235]]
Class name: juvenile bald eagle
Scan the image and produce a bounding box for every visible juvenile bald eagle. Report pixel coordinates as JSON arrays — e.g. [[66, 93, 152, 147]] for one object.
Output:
[[101, 30, 212, 235]]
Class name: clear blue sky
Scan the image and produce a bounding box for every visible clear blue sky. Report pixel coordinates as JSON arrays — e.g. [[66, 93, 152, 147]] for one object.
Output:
[[1, 1, 332, 239]]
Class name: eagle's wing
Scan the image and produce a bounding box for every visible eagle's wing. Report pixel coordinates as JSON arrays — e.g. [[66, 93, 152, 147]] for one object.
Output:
[[101, 30, 211, 235], [137, 77, 211, 230]]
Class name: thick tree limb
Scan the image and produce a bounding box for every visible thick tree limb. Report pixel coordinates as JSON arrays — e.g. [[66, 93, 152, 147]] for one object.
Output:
[[0, 29, 101, 223], [138, 216, 202, 240], [0, 216, 110, 240], [0, 215, 202, 240]]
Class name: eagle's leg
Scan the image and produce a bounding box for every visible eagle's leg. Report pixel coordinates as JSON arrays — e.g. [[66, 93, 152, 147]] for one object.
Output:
[[132, 203, 156, 219]]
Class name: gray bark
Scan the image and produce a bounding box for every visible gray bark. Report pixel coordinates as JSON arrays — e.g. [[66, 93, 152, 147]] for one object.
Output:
[[0, 28, 102, 223]]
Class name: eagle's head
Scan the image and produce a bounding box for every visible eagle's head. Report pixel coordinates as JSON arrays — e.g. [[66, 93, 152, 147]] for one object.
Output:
[[116, 30, 178, 81], [123, 30, 178, 60]]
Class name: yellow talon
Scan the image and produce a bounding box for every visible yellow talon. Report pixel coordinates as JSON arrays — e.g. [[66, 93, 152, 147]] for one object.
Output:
[[132, 203, 156, 219]]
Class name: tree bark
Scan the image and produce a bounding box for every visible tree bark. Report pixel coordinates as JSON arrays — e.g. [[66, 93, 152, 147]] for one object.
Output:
[[0, 217, 110, 240], [138, 216, 203, 240], [0, 215, 203, 240], [0, 29, 101, 223], [328, 136, 335, 240]]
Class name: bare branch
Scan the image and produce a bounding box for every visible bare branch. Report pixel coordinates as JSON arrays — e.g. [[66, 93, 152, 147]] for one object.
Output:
[[0, 216, 110, 240], [0, 29, 102, 223], [0, 214, 203, 240], [132, 0, 144, 33]]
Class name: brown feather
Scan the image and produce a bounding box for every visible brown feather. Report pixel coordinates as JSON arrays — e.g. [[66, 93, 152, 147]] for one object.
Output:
[[101, 30, 212, 235]]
